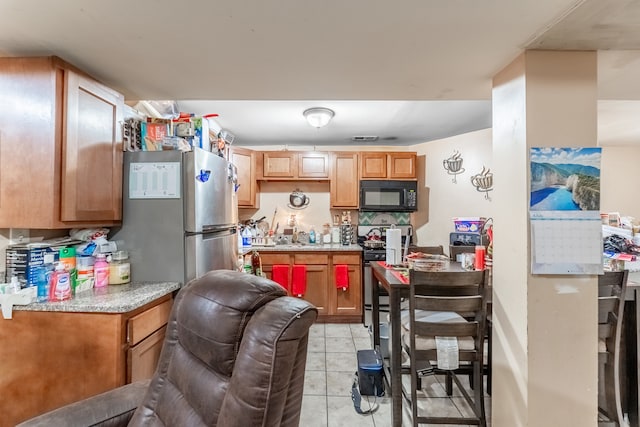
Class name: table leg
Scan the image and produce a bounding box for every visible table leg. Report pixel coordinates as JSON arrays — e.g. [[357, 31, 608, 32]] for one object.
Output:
[[634, 289, 640, 427], [372, 267, 380, 348], [390, 285, 402, 427]]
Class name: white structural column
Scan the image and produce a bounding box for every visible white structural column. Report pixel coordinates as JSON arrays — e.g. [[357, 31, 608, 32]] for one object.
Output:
[[491, 50, 598, 426]]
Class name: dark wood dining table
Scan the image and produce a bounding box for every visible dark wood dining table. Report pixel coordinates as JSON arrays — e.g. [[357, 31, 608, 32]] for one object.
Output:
[[370, 261, 480, 427], [370, 263, 640, 427]]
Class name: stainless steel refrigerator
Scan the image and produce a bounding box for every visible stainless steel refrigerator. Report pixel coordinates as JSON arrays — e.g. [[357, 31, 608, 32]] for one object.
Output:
[[112, 147, 238, 284]]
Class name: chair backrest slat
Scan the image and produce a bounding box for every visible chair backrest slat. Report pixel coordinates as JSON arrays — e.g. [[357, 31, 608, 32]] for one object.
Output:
[[598, 297, 617, 323], [413, 321, 479, 337], [413, 295, 482, 312]]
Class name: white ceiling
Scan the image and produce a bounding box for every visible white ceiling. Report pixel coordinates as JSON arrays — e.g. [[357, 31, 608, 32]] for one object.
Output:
[[1, 0, 639, 147]]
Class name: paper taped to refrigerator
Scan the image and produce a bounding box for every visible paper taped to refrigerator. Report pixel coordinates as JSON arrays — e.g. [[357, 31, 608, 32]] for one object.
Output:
[[129, 162, 181, 199]]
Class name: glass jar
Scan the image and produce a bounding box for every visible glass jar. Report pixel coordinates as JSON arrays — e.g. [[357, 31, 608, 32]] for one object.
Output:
[[108, 251, 130, 285]]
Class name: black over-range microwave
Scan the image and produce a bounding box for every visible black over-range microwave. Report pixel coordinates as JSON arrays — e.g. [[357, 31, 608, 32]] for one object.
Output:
[[359, 180, 418, 212]]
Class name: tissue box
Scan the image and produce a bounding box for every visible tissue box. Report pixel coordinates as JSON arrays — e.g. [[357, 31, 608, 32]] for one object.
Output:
[[453, 217, 486, 233]]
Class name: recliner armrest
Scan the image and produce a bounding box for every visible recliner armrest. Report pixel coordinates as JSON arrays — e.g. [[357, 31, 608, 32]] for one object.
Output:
[[16, 380, 150, 427]]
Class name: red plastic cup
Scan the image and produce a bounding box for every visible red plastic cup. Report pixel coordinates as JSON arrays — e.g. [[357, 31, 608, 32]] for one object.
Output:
[[475, 246, 486, 270]]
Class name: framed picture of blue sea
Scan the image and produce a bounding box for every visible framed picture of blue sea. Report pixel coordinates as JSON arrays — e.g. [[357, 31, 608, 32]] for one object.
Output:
[[530, 147, 601, 211]]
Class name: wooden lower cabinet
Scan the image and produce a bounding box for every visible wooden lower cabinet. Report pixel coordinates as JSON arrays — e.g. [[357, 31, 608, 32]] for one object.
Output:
[[0, 295, 173, 426], [260, 251, 362, 322], [332, 254, 362, 317], [295, 254, 329, 315]]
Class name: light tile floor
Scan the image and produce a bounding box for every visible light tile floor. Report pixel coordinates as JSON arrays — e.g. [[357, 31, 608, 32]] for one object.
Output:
[[300, 323, 491, 427]]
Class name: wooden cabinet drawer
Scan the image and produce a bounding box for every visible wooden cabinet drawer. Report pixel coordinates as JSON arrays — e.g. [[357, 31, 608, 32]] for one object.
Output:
[[128, 325, 166, 383], [127, 299, 173, 346], [294, 254, 329, 265], [261, 253, 292, 265], [333, 254, 361, 265]]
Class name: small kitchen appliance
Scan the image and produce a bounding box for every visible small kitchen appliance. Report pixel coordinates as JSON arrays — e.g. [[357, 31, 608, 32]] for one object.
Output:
[[359, 180, 417, 212]]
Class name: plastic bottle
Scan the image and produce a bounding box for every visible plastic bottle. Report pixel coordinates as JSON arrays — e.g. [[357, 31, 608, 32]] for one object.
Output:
[[94, 254, 110, 288], [34, 267, 49, 302], [242, 227, 252, 248], [49, 263, 71, 301], [309, 226, 316, 245], [237, 227, 243, 254]]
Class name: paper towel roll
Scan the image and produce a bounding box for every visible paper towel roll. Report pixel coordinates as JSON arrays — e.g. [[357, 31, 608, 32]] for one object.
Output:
[[385, 228, 402, 266]]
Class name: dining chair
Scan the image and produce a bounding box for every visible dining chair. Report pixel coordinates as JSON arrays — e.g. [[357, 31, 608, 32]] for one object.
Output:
[[598, 269, 628, 426], [402, 268, 488, 427]]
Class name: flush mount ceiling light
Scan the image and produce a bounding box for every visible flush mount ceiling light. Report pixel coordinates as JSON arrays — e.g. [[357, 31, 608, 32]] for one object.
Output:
[[303, 107, 334, 128]]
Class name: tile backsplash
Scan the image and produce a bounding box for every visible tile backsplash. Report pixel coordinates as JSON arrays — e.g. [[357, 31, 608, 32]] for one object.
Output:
[[357, 212, 411, 226]]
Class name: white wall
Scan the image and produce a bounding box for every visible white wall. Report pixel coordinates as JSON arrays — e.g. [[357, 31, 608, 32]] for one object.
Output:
[[600, 146, 640, 218], [412, 128, 493, 252], [239, 181, 343, 234]]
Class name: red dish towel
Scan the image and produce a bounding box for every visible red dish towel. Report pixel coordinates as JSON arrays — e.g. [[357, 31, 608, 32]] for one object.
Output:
[[271, 265, 289, 292], [292, 265, 307, 297], [335, 265, 349, 291]]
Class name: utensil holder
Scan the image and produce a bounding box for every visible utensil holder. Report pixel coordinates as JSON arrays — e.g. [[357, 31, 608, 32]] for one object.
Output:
[[341, 225, 353, 246]]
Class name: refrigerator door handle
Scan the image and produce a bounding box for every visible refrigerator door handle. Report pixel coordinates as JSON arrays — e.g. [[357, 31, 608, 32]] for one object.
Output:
[[200, 224, 238, 234]]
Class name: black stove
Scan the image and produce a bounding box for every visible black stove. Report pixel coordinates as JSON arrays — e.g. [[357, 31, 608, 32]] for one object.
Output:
[[357, 224, 413, 263]]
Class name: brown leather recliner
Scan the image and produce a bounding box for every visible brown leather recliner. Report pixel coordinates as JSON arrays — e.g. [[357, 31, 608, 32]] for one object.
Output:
[[18, 270, 318, 427]]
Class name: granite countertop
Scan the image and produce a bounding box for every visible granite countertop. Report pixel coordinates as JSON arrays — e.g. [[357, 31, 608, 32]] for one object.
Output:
[[13, 281, 181, 314], [249, 243, 363, 252]]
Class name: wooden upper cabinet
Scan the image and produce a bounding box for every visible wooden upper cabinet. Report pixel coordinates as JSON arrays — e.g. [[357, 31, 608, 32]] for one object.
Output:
[[260, 151, 329, 180], [62, 71, 123, 222], [330, 152, 359, 209], [0, 56, 124, 228], [298, 152, 329, 178], [360, 152, 388, 178], [229, 147, 259, 208], [360, 151, 417, 179], [262, 151, 297, 178], [388, 152, 417, 179]]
